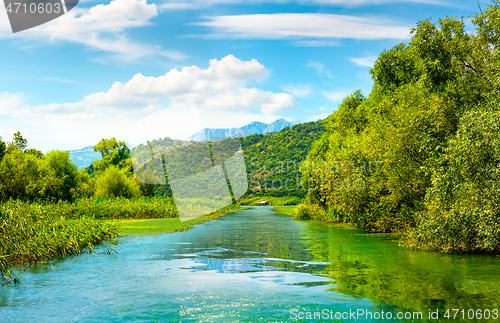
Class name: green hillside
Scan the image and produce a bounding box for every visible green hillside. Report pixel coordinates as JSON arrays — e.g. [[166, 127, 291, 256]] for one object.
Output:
[[239, 120, 326, 198]]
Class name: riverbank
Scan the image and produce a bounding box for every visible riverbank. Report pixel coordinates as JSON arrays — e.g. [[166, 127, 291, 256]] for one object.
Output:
[[0, 200, 118, 283], [0, 198, 241, 283], [108, 204, 242, 236]]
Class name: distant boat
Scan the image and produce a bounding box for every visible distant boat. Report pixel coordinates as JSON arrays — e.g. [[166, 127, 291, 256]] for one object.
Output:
[[257, 200, 269, 206]]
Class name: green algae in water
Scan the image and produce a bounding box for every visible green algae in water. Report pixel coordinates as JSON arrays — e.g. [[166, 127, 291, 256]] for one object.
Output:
[[1, 206, 499, 322]]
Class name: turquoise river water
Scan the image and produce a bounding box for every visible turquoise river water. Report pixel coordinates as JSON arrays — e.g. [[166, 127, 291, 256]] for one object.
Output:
[[1, 206, 500, 322]]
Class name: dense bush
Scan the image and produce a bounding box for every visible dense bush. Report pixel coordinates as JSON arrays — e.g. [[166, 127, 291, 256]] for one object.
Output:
[[292, 203, 324, 220], [0, 150, 83, 202], [239, 196, 303, 206], [38, 197, 178, 219], [95, 165, 141, 198]]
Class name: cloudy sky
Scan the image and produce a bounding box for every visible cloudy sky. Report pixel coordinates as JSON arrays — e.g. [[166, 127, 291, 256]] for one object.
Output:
[[0, 0, 482, 151]]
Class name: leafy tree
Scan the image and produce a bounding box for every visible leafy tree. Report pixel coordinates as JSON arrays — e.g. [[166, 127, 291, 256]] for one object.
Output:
[[25, 148, 43, 158], [6, 131, 28, 154], [39, 150, 80, 202], [93, 138, 130, 171], [0, 151, 40, 200], [301, 1, 500, 253], [0, 148, 81, 202]]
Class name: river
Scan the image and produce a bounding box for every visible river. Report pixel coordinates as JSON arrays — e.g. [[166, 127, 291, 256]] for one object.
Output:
[[1, 206, 499, 322]]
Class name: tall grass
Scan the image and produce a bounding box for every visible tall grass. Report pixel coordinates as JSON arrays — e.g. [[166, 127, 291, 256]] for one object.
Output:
[[31, 196, 178, 220], [0, 200, 118, 283]]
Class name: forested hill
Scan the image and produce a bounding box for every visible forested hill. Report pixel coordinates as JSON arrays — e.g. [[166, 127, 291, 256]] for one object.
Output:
[[125, 119, 325, 198], [239, 119, 326, 198]]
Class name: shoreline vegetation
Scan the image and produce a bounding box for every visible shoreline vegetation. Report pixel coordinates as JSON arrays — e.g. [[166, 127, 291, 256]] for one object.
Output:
[[3, 2, 500, 284], [0, 199, 241, 283], [107, 203, 242, 236], [297, 3, 500, 254]]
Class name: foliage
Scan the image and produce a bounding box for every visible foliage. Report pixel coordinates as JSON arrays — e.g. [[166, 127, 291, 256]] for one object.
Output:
[[239, 120, 326, 198], [32, 196, 178, 219], [6, 131, 28, 154], [0, 200, 117, 283], [0, 150, 81, 202], [95, 165, 141, 198], [301, 3, 500, 252], [292, 203, 325, 220], [93, 137, 130, 171], [238, 196, 303, 206], [403, 105, 500, 253]]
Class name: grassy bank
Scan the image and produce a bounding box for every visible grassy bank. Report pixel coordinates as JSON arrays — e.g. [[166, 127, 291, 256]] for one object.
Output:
[[1, 199, 241, 283], [274, 205, 295, 216], [109, 203, 242, 236]]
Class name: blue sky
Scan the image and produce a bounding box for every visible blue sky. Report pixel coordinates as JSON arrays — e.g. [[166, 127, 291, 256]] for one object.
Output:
[[0, 0, 484, 151]]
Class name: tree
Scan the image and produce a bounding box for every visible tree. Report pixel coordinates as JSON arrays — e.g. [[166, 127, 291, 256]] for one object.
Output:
[[25, 148, 43, 158], [93, 138, 130, 171], [6, 131, 28, 153], [39, 150, 80, 202]]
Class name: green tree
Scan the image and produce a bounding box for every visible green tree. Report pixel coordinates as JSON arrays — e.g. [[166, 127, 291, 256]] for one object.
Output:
[[0, 149, 82, 202], [7, 131, 28, 153], [0, 151, 41, 200], [25, 148, 43, 158], [301, 2, 500, 249], [93, 138, 130, 170], [38, 150, 80, 202]]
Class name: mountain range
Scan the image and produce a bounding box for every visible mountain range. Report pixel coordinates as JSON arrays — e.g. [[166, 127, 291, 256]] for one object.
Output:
[[68, 119, 294, 169], [188, 118, 293, 141]]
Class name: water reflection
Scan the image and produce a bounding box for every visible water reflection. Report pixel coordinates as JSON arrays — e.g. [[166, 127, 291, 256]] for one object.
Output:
[[1, 206, 499, 322]]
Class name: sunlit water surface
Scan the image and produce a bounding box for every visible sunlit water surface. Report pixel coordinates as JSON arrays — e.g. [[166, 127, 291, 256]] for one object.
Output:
[[1, 206, 500, 322]]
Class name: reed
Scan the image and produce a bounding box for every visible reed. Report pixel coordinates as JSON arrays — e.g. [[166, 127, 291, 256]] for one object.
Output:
[[0, 200, 118, 283]]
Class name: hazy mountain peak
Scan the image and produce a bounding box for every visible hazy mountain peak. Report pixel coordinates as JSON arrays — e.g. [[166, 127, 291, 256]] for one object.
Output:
[[188, 119, 293, 142]]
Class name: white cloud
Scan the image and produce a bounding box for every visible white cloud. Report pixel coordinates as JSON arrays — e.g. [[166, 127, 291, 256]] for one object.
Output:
[[282, 85, 311, 97], [293, 39, 340, 47], [307, 60, 333, 78], [0, 0, 185, 61], [161, 0, 446, 10], [197, 13, 412, 40], [77, 55, 288, 112], [323, 90, 350, 101], [0, 55, 299, 150], [0, 92, 25, 115], [350, 55, 378, 67]]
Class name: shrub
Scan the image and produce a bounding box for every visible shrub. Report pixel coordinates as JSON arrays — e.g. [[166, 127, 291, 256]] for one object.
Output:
[[95, 165, 141, 198], [292, 203, 324, 220]]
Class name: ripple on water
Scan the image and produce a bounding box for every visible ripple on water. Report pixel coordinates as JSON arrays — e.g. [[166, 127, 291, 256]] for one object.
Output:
[[2, 207, 500, 322]]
